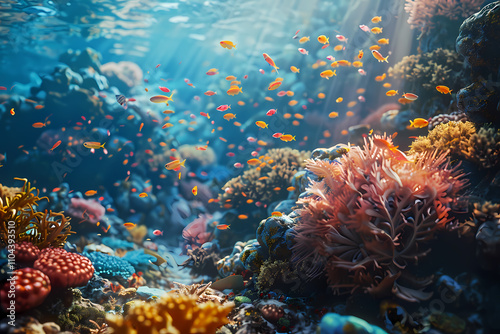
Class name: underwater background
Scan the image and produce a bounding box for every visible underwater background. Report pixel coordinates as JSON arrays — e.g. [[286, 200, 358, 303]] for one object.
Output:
[[1, 0, 500, 333]]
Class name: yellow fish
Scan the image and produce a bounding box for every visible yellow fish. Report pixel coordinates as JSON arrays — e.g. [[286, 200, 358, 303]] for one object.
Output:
[[165, 159, 186, 170], [377, 38, 389, 45], [220, 40, 236, 49], [386, 90, 398, 96], [409, 118, 429, 128], [299, 36, 310, 44], [317, 35, 329, 44], [372, 50, 389, 63], [150, 93, 175, 106], [83, 141, 105, 149], [320, 70, 336, 79], [290, 66, 300, 73], [255, 121, 268, 128], [280, 134, 296, 142], [227, 86, 243, 96], [223, 113, 236, 121], [371, 27, 383, 34], [371, 16, 382, 23]]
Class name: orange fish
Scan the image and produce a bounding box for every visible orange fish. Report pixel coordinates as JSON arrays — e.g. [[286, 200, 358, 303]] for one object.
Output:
[[123, 222, 136, 229], [32, 122, 46, 128], [50, 140, 62, 151], [436, 85, 452, 94], [271, 211, 282, 217], [402, 93, 418, 101], [238, 214, 248, 219], [409, 118, 429, 128], [247, 158, 261, 166], [165, 159, 186, 170], [85, 190, 97, 196], [280, 134, 296, 142], [216, 224, 230, 230], [372, 138, 397, 151], [10, 108, 14, 115], [192, 186, 197, 196], [263, 53, 279, 73], [150, 93, 175, 106], [139, 192, 148, 197], [372, 50, 389, 63]]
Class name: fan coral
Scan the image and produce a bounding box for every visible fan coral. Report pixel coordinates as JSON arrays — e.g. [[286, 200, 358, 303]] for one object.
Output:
[[0, 178, 74, 249], [409, 121, 476, 156], [292, 135, 467, 301], [404, 0, 483, 32], [218, 148, 309, 210], [388, 48, 463, 91], [106, 293, 233, 334]]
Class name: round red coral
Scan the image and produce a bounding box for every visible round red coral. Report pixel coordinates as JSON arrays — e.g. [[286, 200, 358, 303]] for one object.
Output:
[[34, 248, 94, 288], [0, 268, 51, 312], [14, 241, 41, 264]]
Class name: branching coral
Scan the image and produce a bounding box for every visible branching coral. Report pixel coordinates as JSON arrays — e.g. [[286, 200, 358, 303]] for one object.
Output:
[[409, 121, 500, 169], [218, 148, 309, 210], [292, 135, 467, 302], [388, 48, 463, 91], [0, 178, 74, 249], [404, 0, 483, 32], [106, 293, 233, 334], [462, 126, 500, 169], [409, 121, 476, 156]]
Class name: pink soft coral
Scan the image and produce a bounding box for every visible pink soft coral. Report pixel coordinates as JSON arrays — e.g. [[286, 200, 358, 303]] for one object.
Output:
[[404, 0, 482, 32], [292, 135, 467, 302], [67, 197, 105, 224]]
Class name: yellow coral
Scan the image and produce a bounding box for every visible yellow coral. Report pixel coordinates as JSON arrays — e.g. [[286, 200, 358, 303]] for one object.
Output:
[[409, 121, 476, 156], [0, 178, 74, 248], [218, 148, 309, 209], [462, 127, 500, 169], [106, 293, 233, 334]]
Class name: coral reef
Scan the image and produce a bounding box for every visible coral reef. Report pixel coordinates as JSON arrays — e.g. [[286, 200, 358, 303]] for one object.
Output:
[[0, 178, 74, 249], [218, 148, 310, 210], [428, 111, 469, 130], [456, 2, 500, 126], [388, 48, 463, 92], [13, 241, 41, 264], [84, 252, 135, 283], [292, 135, 467, 301], [319, 313, 388, 334], [0, 268, 51, 312], [462, 126, 500, 169], [34, 248, 94, 288], [404, 0, 483, 32], [101, 61, 143, 91], [408, 121, 476, 156], [106, 293, 233, 334], [67, 197, 106, 225]]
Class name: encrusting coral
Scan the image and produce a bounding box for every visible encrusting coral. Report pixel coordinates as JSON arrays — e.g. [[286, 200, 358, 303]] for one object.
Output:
[[292, 135, 467, 302], [462, 126, 500, 169], [106, 293, 233, 334], [218, 148, 309, 210], [0, 178, 74, 249]]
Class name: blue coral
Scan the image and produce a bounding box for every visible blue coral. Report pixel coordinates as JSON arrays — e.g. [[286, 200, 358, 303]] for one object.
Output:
[[84, 252, 135, 282], [319, 313, 388, 334]]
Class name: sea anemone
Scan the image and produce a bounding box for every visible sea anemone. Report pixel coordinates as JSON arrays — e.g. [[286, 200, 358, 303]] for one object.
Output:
[[292, 135, 467, 301]]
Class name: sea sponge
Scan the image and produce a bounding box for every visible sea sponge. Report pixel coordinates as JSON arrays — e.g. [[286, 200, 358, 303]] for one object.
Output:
[[293, 134, 467, 301], [218, 148, 309, 210], [409, 121, 476, 156], [0, 178, 74, 249], [106, 293, 233, 334], [0, 268, 51, 312], [388, 48, 463, 91]]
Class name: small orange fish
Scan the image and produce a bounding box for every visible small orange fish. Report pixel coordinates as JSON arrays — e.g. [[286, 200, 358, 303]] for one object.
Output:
[[286, 186, 295, 191], [220, 40, 237, 49], [436, 85, 452, 94], [10, 108, 14, 115], [372, 50, 389, 62], [280, 134, 296, 142], [263, 53, 279, 73], [123, 222, 136, 229], [50, 140, 62, 151], [165, 159, 186, 170], [386, 90, 398, 96], [402, 92, 418, 101], [216, 224, 231, 230], [358, 50, 364, 59], [271, 211, 282, 217], [255, 121, 268, 128], [409, 118, 429, 128], [139, 123, 144, 132], [32, 122, 46, 128], [225, 75, 237, 81], [237, 214, 248, 219], [192, 186, 198, 196], [371, 27, 383, 34], [247, 158, 261, 166], [139, 192, 148, 197], [372, 138, 397, 150], [85, 190, 97, 196]]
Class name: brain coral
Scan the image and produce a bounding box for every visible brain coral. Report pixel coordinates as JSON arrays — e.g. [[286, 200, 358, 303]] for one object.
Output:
[[292, 135, 466, 301], [218, 148, 309, 210]]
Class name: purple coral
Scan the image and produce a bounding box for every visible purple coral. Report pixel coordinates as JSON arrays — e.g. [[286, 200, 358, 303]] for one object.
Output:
[[292, 135, 467, 302], [404, 0, 483, 31]]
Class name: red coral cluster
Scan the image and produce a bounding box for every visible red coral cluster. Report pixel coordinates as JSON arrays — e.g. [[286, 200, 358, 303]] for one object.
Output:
[[34, 248, 94, 288], [14, 241, 41, 264], [0, 268, 51, 312], [292, 135, 467, 301]]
